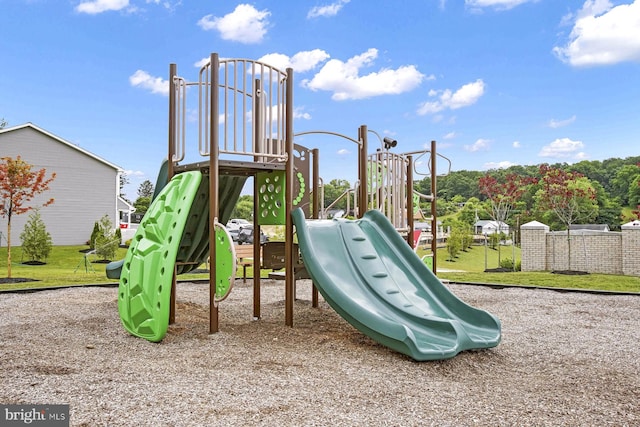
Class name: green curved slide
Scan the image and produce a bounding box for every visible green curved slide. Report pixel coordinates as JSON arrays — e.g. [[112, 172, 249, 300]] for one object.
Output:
[[117, 170, 246, 342], [292, 208, 501, 361]]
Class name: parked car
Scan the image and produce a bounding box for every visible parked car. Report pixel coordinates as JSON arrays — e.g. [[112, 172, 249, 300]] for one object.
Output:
[[228, 228, 240, 242], [237, 224, 268, 245], [226, 218, 250, 231]]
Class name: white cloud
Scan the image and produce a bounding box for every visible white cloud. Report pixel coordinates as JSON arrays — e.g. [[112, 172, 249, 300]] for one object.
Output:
[[337, 148, 350, 155], [258, 50, 330, 73], [483, 160, 517, 169], [443, 131, 458, 140], [129, 70, 169, 96], [301, 48, 425, 100], [553, 1, 640, 66], [417, 79, 485, 115], [465, 0, 537, 11], [308, 0, 350, 18], [293, 107, 311, 120], [198, 4, 270, 44], [194, 57, 210, 68], [512, 141, 521, 148], [464, 138, 491, 152], [548, 115, 577, 128], [76, 0, 129, 14], [538, 137, 586, 158]]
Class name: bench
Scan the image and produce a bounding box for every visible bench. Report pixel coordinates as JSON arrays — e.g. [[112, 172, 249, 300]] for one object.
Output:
[[235, 244, 262, 283], [235, 242, 307, 282]]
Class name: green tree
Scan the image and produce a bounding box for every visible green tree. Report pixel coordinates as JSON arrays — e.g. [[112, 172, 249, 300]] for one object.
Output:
[[0, 156, 56, 277], [458, 197, 486, 228], [19, 209, 52, 263], [119, 172, 130, 202], [231, 195, 254, 220], [323, 179, 351, 210], [628, 175, 640, 209], [610, 164, 640, 205], [89, 221, 100, 249], [0, 118, 6, 129], [137, 180, 154, 198], [133, 196, 151, 215], [94, 215, 119, 261]]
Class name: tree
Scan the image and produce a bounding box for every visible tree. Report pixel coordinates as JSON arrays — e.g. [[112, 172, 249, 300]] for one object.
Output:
[[133, 196, 151, 215], [535, 164, 597, 271], [119, 172, 130, 202], [0, 156, 56, 278], [323, 179, 351, 211], [633, 163, 640, 220], [94, 215, 119, 261], [137, 180, 154, 198], [0, 118, 7, 129], [230, 195, 254, 220], [478, 173, 536, 265], [19, 209, 52, 263]]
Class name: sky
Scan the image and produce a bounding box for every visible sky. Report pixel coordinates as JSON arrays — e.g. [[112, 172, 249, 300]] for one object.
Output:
[[1, 0, 640, 200]]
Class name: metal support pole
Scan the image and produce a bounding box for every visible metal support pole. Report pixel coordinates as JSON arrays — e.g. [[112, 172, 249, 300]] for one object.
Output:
[[358, 125, 368, 218], [406, 155, 414, 247], [285, 68, 295, 327], [209, 53, 220, 334], [168, 63, 177, 323], [311, 148, 320, 308], [430, 140, 438, 275]]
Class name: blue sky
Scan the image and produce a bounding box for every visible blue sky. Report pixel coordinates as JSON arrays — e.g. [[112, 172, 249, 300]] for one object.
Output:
[[2, 0, 639, 200]]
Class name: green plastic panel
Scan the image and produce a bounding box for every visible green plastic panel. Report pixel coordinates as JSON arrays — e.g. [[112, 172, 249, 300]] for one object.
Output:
[[118, 171, 203, 342], [292, 208, 501, 361], [256, 170, 286, 225], [213, 222, 236, 301]]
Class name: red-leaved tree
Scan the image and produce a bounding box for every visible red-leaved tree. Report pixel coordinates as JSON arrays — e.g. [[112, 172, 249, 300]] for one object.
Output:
[[478, 173, 537, 266], [536, 164, 597, 271], [0, 156, 56, 278]]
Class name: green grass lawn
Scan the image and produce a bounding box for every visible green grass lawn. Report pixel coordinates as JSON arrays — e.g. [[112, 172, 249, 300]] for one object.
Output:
[[420, 244, 640, 293], [1, 243, 639, 294]]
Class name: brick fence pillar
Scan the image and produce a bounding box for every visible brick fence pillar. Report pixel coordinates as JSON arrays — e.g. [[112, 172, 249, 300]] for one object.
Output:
[[520, 221, 549, 272], [621, 220, 640, 277]]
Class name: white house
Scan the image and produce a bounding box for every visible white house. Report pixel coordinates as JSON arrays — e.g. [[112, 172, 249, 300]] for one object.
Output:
[[474, 220, 510, 236], [0, 123, 134, 246]]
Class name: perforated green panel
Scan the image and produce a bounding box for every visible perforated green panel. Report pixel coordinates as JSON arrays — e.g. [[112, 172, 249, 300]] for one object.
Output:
[[256, 170, 286, 225]]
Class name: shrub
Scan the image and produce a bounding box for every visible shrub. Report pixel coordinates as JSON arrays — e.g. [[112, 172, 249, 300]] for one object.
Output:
[[19, 209, 52, 262], [499, 257, 522, 271], [94, 215, 120, 261], [89, 221, 100, 249]]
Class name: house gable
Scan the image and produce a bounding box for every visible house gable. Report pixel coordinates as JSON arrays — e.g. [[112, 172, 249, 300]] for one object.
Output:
[[0, 123, 123, 245]]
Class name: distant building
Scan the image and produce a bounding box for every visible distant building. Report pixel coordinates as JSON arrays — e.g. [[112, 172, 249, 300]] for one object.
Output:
[[474, 220, 510, 235], [0, 123, 134, 246]]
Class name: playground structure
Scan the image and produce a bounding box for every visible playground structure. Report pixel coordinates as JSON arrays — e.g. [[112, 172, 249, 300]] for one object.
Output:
[[114, 53, 501, 360]]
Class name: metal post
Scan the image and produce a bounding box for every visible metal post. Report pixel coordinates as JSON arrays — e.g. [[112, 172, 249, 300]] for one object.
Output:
[[406, 155, 414, 247], [311, 148, 320, 307], [358, 125, 368, 218], [285, 68, 295, 327], [209, 53, 220, 334], [430, 140, 437, 275], [168, 63, 177, 323]]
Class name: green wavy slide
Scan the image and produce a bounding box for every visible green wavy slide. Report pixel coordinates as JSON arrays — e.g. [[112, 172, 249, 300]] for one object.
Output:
[[292, 208, 501, 361]]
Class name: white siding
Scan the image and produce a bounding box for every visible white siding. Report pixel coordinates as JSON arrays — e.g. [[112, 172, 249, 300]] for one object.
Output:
[[0, 125, 120, 246]]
